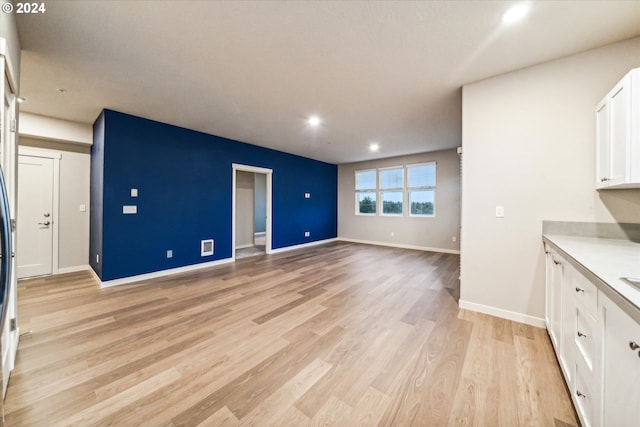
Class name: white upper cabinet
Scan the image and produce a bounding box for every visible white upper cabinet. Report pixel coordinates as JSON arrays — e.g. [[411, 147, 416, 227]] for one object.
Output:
[[596, 68, 640, 189]]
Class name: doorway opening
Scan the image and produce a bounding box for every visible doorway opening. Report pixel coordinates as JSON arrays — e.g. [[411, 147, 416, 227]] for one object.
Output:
[[232, 164, 272, 260]]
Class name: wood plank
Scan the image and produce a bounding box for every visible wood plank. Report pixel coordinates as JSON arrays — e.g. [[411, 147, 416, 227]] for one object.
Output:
[[4, 242, 577, 427]]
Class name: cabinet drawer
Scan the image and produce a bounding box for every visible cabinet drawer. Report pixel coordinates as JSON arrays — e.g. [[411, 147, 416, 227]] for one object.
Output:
[[573, 358, 595, 427], [567, 265, 597, 316], [574, 305, 596, 373]]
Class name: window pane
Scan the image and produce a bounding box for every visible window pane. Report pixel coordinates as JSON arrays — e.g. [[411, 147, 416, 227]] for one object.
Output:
[[408, 164, 435, 188], [410, 190, 434, 216], [380, 168, 403, 189], [382, 191, 403, 215], [356, 170, 376, 190], [357, 192, 376, 214]]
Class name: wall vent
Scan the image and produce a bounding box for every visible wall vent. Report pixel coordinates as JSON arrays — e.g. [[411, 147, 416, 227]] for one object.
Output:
[[201, 239, 214, 256]]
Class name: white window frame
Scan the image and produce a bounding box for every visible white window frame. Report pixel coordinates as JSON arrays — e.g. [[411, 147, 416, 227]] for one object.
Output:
[[407, 161, 436, 218], [355, 169, 377, 216], [379, 166, 404, 216]]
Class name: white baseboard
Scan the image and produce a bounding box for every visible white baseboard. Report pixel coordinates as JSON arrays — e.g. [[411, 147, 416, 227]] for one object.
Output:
[[58, 265, 90, 274], [254, 232, 266, 237], [459, 299, 546, 328], [337, 237, 460, 255], [98, 257, 234, 288], [269, 238, 339, 254], [235, 243, 255, 249]]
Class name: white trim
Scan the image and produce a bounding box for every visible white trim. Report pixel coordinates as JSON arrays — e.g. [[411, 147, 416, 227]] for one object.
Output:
[[235, 243, 254, 249], [18, 146, 62, 159], [337, 237, 460, 254], [458, 299, 546, 328], [17, 147, 62, 275], [254, 232, 266, 237], [98, 257, 234, 288], [232, 163, 273, 259], [269, 238, 338, 254], [57, 265, 90, 274], [0, 38, 19, 93]]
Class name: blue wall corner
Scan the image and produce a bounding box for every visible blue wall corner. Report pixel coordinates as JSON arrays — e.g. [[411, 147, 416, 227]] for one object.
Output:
[[91, 110, 337, 281]]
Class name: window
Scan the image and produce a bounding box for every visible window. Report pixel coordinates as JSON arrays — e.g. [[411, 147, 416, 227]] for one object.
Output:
[[355, 169, 376, 215], [407, 162, 436, 216], [380, 167, 403, 215], [355, 162, 436, 217]]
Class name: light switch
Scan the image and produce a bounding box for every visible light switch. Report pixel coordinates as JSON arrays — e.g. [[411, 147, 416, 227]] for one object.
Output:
[[123, 205, 137, 214], [131, 188, 138, 197], [79, 204, 86, 212], [304, 193, 311, 199], [495, 206, 505, 218]]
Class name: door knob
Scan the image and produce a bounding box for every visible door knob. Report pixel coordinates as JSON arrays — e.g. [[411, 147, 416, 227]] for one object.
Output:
[[38, 221, 51, 226]]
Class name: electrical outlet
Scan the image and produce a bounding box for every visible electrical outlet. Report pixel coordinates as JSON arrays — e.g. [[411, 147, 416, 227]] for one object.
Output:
[[390, 231, 394, 237], [304, 193, 311, 199], [304, 231, 310, 237], [79, 204, 86, 212], [452, 236, 457, 242], [167, 250, 173, 258], [495, 206, 505, 218], [123, 205, 137, 214]]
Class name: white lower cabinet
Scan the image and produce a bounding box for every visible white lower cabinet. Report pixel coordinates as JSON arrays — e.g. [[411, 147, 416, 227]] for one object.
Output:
[[597, 293, 640, 427], [544, 245, 640, 427]]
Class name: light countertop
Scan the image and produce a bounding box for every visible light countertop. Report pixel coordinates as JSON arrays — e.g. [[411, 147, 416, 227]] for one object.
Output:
[[543, 234, 640, 312]]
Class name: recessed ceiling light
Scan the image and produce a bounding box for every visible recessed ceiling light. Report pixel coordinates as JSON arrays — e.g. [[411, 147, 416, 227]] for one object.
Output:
[[502, 3, 530, 24], [307, 115, 321, 127], [16, 97, 26, 103], [369, 143, 380, 152]]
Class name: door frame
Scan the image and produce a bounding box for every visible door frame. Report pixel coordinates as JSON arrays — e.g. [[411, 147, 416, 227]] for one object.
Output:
[[18, 147, 61, 276], [232, 163, 272, 260]]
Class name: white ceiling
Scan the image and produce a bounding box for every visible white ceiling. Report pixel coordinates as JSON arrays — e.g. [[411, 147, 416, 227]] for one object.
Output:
[[15, 1, 640, 164]]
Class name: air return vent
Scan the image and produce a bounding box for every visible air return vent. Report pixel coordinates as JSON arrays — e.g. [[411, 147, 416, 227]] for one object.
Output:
[[201, 239, 214, 256]]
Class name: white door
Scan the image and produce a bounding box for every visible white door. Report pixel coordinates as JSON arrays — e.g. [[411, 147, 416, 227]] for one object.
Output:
[[608, 76, 630, 188], [17, 155, 54, 278]]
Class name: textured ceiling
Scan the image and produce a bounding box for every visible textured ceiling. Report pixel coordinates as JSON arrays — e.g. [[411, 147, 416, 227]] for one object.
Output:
[[15, 1, 640, 164]]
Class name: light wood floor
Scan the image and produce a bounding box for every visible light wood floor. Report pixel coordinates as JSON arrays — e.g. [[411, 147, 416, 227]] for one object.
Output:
[[6, 242, 578, 426]]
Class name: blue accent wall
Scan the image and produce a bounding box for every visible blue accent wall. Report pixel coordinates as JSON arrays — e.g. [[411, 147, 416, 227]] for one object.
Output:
[[91, 110, 337, 281]]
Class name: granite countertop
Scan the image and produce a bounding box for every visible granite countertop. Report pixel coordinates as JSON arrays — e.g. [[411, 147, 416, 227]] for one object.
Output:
[[543, 234, 640, 312]]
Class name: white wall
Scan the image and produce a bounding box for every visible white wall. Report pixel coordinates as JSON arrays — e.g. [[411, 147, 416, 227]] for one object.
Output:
[[19, 138, 90, 270], [461, 37, 640, 325], [338, 149, 461, 252], [19, 113, 92, 146], [235, 171, 255, 248]]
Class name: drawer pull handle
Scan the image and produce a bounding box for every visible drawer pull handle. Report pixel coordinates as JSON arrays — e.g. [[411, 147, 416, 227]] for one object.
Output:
[[577, 331, 588, 338], [630, 341, 640, 351], [576, 390, 586, 398], [553, 260, 561, 265], [575, 287, 585, 293]]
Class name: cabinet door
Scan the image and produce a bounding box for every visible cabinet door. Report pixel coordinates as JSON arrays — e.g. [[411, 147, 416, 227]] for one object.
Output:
[[549, 252, 564, 351], [595, 97, 609, 189], [545, 246, 553, 329], [560, 264, 578, 386], [598, 293, 640, 426], [608, 75, 631, 187]]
